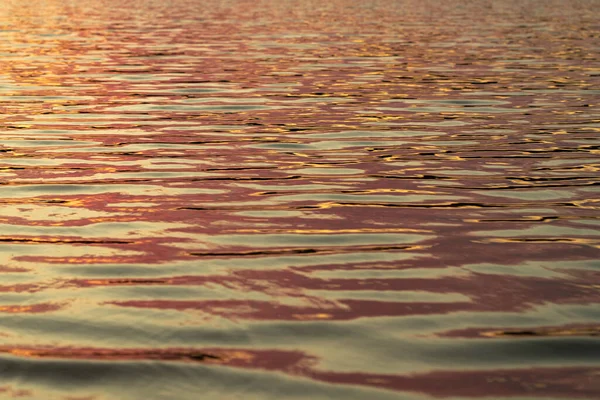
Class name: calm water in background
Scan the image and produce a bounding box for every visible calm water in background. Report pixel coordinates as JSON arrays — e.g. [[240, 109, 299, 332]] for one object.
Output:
[[0, 0, 599, 399]]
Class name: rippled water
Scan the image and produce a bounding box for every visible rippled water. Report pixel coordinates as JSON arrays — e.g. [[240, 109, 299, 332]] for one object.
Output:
[[1, 0, 599, 399]]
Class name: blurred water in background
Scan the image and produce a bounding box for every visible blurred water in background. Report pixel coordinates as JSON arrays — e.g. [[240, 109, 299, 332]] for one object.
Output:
[[0, 0, 599, 399]]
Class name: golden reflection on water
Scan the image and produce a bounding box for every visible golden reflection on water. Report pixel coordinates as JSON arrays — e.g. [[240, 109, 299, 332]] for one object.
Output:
[[1, 0, 600, 399]]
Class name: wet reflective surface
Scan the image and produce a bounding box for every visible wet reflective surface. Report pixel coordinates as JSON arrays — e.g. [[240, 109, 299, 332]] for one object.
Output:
[[1, 0, 600, 399]]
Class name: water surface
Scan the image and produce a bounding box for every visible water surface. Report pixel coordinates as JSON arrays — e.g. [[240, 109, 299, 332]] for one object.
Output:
[[0, 0, 599, 399]]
